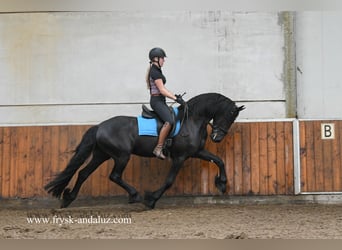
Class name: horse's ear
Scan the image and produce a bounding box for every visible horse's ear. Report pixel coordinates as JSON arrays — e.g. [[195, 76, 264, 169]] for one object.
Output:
[[238, 105, 245, 111]]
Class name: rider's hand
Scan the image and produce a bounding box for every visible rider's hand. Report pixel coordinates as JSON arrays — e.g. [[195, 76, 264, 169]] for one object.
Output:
[[175, 94, 186, 106]]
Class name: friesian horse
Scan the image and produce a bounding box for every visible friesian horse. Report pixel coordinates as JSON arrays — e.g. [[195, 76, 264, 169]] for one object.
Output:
[[44, 93, 245, 209]]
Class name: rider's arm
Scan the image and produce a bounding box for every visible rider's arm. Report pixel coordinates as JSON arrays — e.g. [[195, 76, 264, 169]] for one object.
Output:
[[154, 79, 177, 101]]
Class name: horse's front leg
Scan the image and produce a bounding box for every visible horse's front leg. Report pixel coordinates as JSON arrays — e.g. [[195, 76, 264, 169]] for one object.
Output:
[[194, 149, 227, 194], [144, 157, 185, 209]]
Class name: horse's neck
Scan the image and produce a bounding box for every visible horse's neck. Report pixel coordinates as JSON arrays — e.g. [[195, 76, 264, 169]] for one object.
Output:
[[191, 102, 217, 121], [184, 106, 214, 132]]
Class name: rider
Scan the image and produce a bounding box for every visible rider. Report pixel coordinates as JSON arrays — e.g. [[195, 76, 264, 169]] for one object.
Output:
[[146, 47, 186, 159]]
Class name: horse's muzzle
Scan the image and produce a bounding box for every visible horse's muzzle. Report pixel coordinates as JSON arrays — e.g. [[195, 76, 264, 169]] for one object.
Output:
[[210, 131, 224, 143]]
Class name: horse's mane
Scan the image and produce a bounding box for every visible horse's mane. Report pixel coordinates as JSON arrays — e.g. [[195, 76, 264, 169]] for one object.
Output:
[[182, 93, 235, 117]]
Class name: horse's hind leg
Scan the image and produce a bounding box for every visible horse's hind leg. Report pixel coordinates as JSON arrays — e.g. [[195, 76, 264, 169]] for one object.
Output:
[[61, 149, 109, 208], [109, 155, 142, 204], [144, 157, 185, 209]]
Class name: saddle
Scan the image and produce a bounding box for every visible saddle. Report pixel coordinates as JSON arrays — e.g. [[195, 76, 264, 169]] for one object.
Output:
[[141, 104, 178, 144], [141, 105, 160, 119]]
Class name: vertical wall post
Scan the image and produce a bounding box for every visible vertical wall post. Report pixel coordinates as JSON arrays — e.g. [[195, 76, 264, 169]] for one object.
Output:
[[293, 119, 301, 194], [282, 11, 297, 118]]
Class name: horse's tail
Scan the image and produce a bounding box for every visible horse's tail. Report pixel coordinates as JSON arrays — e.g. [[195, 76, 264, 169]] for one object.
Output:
[[44, 125, 99, 198]]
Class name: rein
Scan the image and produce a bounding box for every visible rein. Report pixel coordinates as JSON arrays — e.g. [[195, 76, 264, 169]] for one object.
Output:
[[180, 102, 189, 129], [172, 93, 234, 138], [170, 92, 189, 131]]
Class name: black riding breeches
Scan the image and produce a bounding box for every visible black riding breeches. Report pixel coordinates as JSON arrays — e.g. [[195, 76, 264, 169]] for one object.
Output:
[[150, 95, 174, 125]]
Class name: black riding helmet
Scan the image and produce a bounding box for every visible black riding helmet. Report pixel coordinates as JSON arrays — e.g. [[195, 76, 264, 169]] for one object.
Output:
[[149, 47, 167, 62]]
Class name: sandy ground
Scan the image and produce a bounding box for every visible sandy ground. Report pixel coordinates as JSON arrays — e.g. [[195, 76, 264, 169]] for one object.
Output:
[[1, 197, 342, 239]]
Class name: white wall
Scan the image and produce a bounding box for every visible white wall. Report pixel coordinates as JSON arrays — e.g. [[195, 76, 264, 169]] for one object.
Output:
[[296, 11, 342, 119], [0, 12, 286, 125]]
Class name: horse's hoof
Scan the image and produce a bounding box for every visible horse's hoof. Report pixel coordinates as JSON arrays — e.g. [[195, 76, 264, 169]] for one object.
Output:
[[215, 176, 227, 194], [143, 201, 155, 209], [60, 188, 74, 208], [60, 200, 72, 209], [128, 193, 143, 203], [143, 192, 156, 209]]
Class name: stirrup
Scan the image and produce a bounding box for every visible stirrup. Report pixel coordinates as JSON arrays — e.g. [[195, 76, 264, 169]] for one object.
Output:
[[153, 145, 166, 160]]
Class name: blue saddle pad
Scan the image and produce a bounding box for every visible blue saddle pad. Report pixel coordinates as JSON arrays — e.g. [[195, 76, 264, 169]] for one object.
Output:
[[137, 107, 181, 137]]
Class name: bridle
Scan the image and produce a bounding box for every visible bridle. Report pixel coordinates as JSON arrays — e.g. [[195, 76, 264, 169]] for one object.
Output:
[[209, 122, 228, 140], [209, 106, 236, 140]]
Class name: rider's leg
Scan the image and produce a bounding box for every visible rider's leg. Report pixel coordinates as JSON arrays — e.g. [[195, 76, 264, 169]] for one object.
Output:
[[153, 122, 172, 159]]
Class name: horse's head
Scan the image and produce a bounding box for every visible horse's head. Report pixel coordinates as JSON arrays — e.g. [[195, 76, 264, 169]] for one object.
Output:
[[210, 104, 245, 143]]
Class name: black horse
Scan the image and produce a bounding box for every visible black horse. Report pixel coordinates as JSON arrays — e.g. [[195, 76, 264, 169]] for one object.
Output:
[[44, 93, 245, 209]]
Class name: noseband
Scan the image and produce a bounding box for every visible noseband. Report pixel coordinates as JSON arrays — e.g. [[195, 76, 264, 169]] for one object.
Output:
[[209, 122, 227, 140], [212, 124, 227, 135]]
